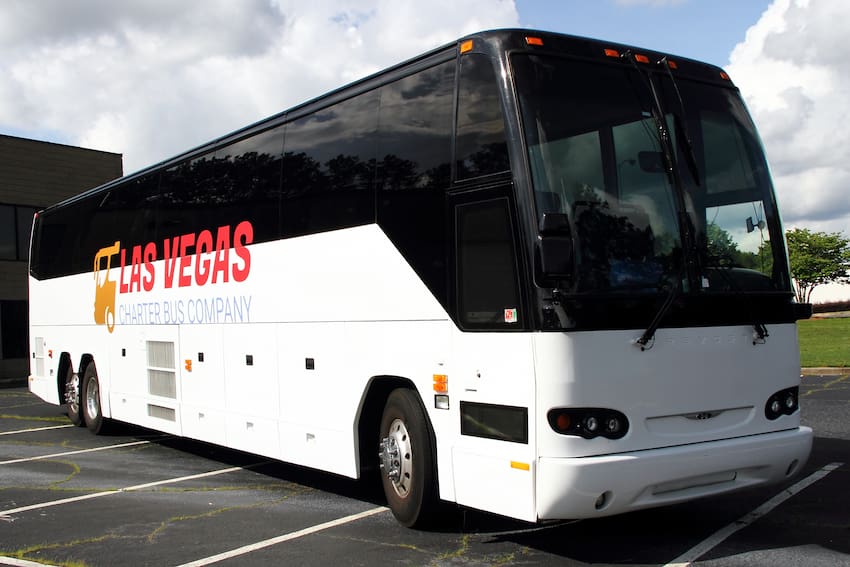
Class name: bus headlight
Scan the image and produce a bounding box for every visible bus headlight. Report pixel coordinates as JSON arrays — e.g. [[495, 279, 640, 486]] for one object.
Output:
[[765, 386, 799, 420], [547, 408, 629, 440]]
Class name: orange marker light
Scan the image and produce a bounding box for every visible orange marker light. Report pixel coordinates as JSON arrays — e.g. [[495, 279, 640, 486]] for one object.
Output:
[[460, 40, 473, 54], [635, 54, 650, 64], [667, 60, 678, 69], [433, 374, 448, 393], [525, 36, 544, 47], [720, 71, 731, 80], [604, 48, 620, 58], [185, 359, 193, 372]]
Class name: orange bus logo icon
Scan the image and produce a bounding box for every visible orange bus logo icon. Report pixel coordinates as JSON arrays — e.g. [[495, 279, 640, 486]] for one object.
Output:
[[93, 241, 121, 332]]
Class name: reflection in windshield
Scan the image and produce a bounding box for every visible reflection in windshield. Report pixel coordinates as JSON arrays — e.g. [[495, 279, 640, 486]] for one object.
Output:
[[513, 54, 787, 295]]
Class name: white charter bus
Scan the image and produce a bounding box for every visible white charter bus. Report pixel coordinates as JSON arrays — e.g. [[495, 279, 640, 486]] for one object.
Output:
[[28, 30, 813, 527]]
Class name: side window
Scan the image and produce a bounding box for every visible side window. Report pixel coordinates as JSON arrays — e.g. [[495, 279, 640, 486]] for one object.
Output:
[[456, 54, 510, 180], [377, 60, 454, 191], [377, 60, 455, 307], [159, 154, 216, 241], [282, 91, 380, 237], [456, 197, 520, 328], [214, 128, 284, 243]]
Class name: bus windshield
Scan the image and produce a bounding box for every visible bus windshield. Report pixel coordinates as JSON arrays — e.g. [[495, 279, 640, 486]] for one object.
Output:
[[513, 53, 788, 296]]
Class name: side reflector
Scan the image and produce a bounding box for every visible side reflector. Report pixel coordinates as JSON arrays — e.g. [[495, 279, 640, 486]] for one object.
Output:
[[460, 40, 473, 54], [511, 461, 530, 471], [433, 374, 448, 393], [525, 36, 544, 47]]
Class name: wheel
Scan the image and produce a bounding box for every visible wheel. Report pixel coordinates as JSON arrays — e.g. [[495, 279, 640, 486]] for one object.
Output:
[[378, 388, 438, 528], [82, 363, 109, 435], [64, 366, 84, 427]]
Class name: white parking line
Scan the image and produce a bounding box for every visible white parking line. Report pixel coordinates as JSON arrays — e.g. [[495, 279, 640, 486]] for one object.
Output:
[[664, 462, 844, 567], [176, 506, 389, 567], [0, 464, 252, 518], [0, 556, 59, 567], [0, 440, 152, 465], [0, 424, 74, 436]]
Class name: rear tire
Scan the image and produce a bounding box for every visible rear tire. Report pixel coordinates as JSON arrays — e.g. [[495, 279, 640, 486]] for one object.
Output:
[[378, 388, 438, 528], [82, 363, 109, 435], [64, 367, 84, 427]]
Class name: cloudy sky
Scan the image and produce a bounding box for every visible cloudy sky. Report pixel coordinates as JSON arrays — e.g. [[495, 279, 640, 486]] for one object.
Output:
[[2, 0, 847, 297]]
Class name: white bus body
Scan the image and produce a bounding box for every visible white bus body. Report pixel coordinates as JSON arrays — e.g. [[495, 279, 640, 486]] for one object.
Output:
[[28, 29, 812, 527]]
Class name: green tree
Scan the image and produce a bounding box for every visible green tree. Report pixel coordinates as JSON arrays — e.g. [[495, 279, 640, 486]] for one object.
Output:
[[786, 228, 850, 303]]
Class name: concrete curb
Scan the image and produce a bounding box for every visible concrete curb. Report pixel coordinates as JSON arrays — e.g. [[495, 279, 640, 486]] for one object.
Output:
[[801, 367, 849, 376]]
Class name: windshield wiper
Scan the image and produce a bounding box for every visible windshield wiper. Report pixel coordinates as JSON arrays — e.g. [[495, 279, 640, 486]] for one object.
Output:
[[635, 279, 679, 351], [658, 57, 701, 187]]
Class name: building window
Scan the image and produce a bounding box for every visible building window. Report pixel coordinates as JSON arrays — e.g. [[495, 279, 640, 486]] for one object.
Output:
[[0, 300, 28, 360], [0, 204, 40, 261]]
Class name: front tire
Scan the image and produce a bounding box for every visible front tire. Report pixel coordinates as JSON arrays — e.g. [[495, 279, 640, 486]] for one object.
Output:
[[378, 388, 438, 528], [82, 363, 109, 435]]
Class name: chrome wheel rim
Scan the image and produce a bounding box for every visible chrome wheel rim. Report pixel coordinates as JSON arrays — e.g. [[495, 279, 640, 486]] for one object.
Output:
[[383, 418, 413, 498], [85, 376, 99, 420], [66, 375, 80, 414]]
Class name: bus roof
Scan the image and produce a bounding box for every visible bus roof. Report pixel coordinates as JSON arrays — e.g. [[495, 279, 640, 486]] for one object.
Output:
[[40, 28, 731, 215]]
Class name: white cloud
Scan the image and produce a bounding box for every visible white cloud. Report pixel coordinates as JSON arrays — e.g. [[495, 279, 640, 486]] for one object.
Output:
[[727, 0, 850, 235], [0, 0, 519, 173]]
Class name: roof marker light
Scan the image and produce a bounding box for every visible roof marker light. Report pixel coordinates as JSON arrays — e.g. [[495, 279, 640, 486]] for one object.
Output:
[[460, 40, 473, 54], [720, 71, 731, 80], [604, 48, 620, 58], [635, 54, 650, 64], [525, 36, 544, 47]]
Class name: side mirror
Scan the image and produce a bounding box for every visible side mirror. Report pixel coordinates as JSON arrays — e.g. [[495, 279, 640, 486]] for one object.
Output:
[[538, 212, 574, 280], [793, 303, 812, 321]]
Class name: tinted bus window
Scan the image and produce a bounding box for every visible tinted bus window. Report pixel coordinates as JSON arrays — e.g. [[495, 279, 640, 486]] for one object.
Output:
[[456, 54, 510, 179], [377, 61, 454, 307], [456, 198, 519, 327], [377, 61, 453, 191], [215, 127, 284, 243], [282, 92, 380, 237]]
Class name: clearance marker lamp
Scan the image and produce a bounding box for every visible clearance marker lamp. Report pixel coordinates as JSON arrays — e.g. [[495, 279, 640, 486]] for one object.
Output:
[[433, 374, 449, 410]]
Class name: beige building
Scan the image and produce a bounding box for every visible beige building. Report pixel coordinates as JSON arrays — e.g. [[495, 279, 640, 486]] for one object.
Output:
[[1, 135, 122, 386]]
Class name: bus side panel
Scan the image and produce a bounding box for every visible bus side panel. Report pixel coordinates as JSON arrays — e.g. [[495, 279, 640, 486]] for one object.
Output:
[[109, 325, 182, 436], [450, 332, 537, 523], [179, 325, 227, 446], [28, 273, 102, 406], [277, 322, 355, 476]]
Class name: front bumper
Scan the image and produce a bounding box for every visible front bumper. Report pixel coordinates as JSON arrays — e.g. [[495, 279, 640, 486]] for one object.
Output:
[[536, 426, 813, 520]]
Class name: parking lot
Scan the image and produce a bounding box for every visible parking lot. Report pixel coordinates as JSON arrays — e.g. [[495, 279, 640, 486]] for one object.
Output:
[[1, 372, 848, 567]]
